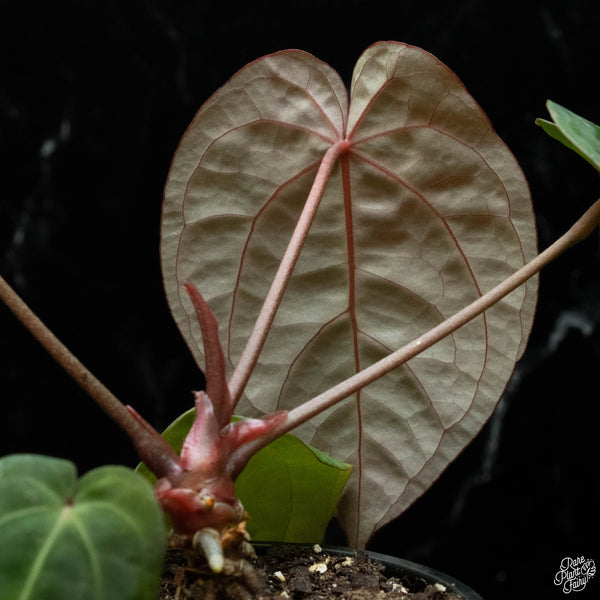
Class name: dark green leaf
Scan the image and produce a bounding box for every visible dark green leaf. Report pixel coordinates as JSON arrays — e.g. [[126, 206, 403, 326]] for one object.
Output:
[[0, 454, 165, 600]]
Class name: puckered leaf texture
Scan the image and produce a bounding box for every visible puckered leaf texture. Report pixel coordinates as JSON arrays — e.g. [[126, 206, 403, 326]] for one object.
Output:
[[162, 42, 538, 547]]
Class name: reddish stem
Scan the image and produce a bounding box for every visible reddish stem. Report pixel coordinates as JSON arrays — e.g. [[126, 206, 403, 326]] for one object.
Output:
[[0, 275, 161, 454], [227, 139, 351, 405], [241, 197, 600, 453]]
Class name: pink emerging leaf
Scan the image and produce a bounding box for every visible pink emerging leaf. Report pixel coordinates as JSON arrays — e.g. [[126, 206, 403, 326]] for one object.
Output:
[[178, 391, 221, 471], [184, 283, 233, 427]]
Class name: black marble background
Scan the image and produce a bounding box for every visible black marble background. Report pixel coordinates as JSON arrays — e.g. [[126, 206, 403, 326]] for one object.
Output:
[[1, 1, 599, 599]]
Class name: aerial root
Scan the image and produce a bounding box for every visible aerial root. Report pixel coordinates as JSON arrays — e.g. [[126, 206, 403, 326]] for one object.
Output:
[[193, 528, 224, 573]]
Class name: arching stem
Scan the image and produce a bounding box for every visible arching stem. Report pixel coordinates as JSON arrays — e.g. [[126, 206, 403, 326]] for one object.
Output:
[[244, 197, 600, 451], [0, 275, 171, 465]]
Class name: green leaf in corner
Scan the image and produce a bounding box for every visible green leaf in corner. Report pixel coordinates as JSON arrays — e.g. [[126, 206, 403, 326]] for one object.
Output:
[[536, 100, 600, 172], [136, 409, 352, 543], [0, 454, 165, 600]]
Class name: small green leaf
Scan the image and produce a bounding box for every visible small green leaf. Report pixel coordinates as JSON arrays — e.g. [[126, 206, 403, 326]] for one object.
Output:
[[136, 410, 351, 542], [536, 100, 600, 172], [0, 454, 165, 600]]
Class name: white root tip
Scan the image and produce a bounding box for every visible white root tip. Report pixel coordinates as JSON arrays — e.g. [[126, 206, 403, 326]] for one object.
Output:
[[193, 527, 224, 573]]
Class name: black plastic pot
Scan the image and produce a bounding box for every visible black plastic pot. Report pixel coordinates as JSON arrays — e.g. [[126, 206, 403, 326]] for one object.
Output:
[[361, 548, 482, 599], [252, 542, 483, 599]]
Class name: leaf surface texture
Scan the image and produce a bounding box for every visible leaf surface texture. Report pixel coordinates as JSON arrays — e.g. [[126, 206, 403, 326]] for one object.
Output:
[[0, 455, 165, 600], [162, 42, 538, 547]]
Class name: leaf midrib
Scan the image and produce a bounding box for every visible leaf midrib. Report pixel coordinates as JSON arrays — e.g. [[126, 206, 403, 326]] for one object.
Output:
[[17, 507, 101, 600]]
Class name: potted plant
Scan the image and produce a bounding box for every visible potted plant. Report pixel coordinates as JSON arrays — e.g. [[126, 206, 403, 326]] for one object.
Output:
[[1, 42, 598, 599]]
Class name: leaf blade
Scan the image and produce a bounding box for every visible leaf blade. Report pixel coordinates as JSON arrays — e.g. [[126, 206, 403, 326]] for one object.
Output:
[[536, 100, 600, 172], [162, 42, 538, 548], [275, 42, 538, 546], [0, 455, 165, 600], [161, 50, 349, 380]]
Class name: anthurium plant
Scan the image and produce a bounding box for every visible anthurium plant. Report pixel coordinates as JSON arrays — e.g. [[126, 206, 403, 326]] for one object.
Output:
[[1, 42, 599, 599]]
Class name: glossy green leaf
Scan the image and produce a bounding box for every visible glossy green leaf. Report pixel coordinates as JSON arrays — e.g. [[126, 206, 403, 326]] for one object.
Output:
[[536, 100, 600, 172], [136, 410, 351, 542], [0, 454, 165, 600], [162, 42, 538, 547]]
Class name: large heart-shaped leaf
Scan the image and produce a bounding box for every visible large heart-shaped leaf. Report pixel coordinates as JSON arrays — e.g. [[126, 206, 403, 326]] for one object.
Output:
[[0, 454, 165, 600], [162, 42, 538, 547]]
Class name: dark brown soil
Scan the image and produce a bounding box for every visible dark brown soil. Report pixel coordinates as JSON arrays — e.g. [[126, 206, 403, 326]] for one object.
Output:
[[158, 544, 465, 600]]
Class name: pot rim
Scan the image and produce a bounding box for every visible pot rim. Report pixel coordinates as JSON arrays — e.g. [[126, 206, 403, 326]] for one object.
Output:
[[251, 542, 483, 600]]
